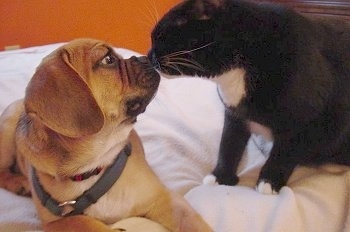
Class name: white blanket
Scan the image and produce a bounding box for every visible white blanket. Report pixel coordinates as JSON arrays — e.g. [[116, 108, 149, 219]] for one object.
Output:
[[0, 43, 349, 232]]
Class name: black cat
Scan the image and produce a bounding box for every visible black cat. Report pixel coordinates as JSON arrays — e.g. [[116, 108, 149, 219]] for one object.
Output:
[[148, 0, 350, 194]]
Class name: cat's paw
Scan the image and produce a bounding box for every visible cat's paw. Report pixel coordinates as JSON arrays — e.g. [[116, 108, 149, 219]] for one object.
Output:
[[257, 163, 292, 194], [256, 180, 278, 195], [203, 174, 219, 185], [211, 170, 239, 186]]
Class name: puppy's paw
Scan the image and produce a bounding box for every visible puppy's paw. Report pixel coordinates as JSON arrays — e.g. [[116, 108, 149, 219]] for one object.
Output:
[[7, 175, 30, 196], [111, 217, 170, 232], [0, 171, 31, 196], [256, 180, 278, 195], [113, 229, 126, 232]]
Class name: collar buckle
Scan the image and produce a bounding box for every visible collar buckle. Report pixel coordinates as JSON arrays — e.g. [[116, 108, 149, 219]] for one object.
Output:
[[58, 200, 77, 216]]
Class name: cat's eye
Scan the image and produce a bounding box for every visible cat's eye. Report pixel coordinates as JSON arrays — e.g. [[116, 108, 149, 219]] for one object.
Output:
[[189, 39, 199, 47], [175, 18, 187, 26]]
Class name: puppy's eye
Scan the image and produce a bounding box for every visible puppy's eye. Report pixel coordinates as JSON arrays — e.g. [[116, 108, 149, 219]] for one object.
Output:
[[100, 54, 117, 66]]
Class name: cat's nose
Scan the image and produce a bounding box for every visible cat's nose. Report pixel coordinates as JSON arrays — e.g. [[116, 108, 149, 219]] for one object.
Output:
[[147, 49, 161, 70]]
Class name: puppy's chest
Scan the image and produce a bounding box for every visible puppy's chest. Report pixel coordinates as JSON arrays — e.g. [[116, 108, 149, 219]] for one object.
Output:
[[210, 68, 247, 108], [85, 189, 135, 224], [49, 179, 135, 224]]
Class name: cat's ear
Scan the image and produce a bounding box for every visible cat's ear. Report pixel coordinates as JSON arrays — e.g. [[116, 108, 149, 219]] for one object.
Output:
[[200, 0, 224, 8], [193, 0, 224, 20]]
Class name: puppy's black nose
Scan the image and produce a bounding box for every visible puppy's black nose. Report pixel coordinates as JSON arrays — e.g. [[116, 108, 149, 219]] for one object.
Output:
[[133, 56, 149, 64], [126, 56, 160, 88], [130, 56, 155, 69]]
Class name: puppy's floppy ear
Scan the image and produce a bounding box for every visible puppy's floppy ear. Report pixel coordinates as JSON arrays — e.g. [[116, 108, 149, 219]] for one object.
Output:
[[25, 49, 104, 138]]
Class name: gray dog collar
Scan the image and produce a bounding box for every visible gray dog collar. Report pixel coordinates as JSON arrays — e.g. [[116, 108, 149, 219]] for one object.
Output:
[[31, 143, 131, 217]]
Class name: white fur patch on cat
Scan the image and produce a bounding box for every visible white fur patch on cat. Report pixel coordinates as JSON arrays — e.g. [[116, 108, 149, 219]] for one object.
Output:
[[203, 174, 218, 185], [256, 181, 278, 195], [211, 68, 246, 107]]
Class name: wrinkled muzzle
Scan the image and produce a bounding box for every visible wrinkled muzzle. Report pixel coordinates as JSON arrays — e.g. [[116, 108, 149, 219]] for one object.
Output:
[[124, 56, 160, 118]]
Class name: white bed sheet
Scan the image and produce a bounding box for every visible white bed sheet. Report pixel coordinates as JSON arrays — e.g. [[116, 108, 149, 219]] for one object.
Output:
[[0, 43, 350, 232]]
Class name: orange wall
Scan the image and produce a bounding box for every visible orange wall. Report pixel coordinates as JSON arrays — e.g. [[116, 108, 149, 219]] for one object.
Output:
[[0, 0, 180, 54]]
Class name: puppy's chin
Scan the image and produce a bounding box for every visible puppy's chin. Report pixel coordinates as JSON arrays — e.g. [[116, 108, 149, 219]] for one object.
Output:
[[122, 117, 137, 125], [125, 90, 157, 117], [126, 98, 147, 117]]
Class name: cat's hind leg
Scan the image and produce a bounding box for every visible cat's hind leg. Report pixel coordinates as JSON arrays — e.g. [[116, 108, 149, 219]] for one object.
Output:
[[256, 132, 300, 194]]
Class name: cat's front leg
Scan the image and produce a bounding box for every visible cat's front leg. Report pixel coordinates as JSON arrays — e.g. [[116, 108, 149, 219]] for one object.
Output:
[[256, 134, 299, 194], [205, 108, 250, 186]]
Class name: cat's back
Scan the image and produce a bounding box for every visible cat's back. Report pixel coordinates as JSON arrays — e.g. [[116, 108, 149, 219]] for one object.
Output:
[[309, 15, 349, 44], [311, 16, 350, 74]]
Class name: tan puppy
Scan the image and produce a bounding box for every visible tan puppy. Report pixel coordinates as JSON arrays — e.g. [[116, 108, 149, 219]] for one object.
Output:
[[0, 39, 212, 232]]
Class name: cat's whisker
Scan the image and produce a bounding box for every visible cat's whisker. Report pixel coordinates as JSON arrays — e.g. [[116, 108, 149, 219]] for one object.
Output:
[[148, 0, 160, 23], [164, 49, 199, 59], [167, 57, 205, 71], [185, 41, 216, 53], [165, 56, 205, 71], [145, 7, 158, 25], [143, 0, 158, 25], [163, 50, 189, 58], [167, 62, 204, 72], [162, 63, 184, 75], [145, 67, 158, 72], [137, 17, 155, 29], [136, 9, 156, 29], [135, 1, 158, 29], [166, 61, 204, 71], [164, 42, 216, 58]]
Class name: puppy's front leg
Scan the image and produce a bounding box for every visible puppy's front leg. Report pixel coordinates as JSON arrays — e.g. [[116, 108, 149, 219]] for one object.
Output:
[[44, 215, 119, 232], [0, 101, 30, 195], [147, 191, 212, 232], [211, 108, 250, 185], [0, 170, 30, 196]]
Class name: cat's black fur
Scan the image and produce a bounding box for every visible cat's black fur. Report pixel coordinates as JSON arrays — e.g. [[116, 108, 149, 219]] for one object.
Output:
[[148, 0, 350, 193]]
